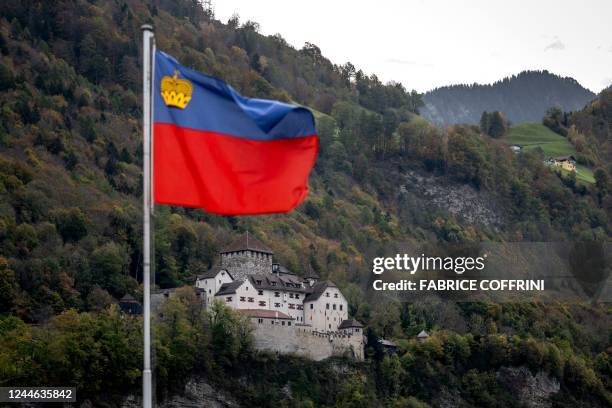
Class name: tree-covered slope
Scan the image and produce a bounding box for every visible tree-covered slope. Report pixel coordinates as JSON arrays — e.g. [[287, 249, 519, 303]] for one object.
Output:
[[571, 88, 612, 165], [422, 71, 595, 126]]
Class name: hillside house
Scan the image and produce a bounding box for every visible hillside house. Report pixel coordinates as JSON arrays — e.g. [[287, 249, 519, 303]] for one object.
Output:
[[119, 294, 142, 315], [379, 339, 398, 354], [547, 155, 576, 172]]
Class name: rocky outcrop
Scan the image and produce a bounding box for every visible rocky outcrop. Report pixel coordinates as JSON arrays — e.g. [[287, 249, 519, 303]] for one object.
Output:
[[497, 366, 560, 408], [400, 170, 504, 228], [432, 366, 560, 408], [122, 377, 240, 408], [433, 387, 467, 408]]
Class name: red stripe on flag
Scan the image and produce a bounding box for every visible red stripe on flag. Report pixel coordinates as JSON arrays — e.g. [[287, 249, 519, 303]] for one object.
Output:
[[153, 123, 319, 215]]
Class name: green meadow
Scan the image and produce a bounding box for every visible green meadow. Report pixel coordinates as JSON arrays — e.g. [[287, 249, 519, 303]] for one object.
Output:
[[503, 123, 594, 184]]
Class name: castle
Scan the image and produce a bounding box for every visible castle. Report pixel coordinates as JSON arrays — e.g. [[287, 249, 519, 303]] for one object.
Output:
[[195, 232, 364, 361]]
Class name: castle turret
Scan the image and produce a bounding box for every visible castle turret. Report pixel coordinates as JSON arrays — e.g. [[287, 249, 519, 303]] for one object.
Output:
[[220, 232, 273, 280]]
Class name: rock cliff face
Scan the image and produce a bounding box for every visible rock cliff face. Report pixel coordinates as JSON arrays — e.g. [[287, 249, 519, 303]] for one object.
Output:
[[400, 170, 505, 228], [433, 366, 560, 408], [20, 365, 565, 408], [496, 366, 560, 408], [122, 377, 240, 408]]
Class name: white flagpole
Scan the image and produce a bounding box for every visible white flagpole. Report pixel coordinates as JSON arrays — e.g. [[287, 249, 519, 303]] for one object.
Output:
[[150, 36, 156, 215], [141, 23, 154, 408]]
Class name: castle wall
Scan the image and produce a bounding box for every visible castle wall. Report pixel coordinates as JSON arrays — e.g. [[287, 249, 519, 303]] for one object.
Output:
[[249, 322, 364, 361]]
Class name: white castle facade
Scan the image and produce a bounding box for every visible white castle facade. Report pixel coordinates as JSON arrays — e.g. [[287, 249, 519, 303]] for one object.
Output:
[[195, 233, 364, 361]]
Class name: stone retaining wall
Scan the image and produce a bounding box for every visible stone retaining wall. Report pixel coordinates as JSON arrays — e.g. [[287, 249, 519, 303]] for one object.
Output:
[[250, 323, 364, 361]]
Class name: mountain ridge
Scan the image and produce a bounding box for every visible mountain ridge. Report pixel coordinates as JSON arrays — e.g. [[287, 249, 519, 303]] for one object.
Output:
[[421, 70, 596, 126]]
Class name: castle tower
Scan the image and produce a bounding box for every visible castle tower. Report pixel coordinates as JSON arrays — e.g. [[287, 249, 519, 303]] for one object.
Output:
[[220, 232, 273, 280]]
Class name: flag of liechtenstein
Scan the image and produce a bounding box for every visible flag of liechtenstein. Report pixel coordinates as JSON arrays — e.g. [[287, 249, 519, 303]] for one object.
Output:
[[153, 51, 319, 215]]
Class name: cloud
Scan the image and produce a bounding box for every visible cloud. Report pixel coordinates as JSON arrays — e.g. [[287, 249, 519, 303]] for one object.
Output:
[[544, 39, 565, 51], [385, 58, 434, 68]]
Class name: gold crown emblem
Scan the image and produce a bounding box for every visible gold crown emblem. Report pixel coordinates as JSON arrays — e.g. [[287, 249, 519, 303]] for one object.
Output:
[[161, 70, 192, 109]]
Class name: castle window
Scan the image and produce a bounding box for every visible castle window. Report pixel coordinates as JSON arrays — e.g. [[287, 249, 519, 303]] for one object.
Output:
[[258, 290, 263, 295], [333, 304, 336, 310], [289, 304, 295, 309], [281, 321, 285, 326], [326, 292, 330, 297], [355, 328, 360, 333], [334, 293, 338, 298], [329, 324, 331, 329], [258, 301, 266, 307], [248, 297, 254, 302], [226, 297, 232, 302], [271, 282, 277, 286], [274, 303, 281, 307], [256, 280, 262, 285], [258, 318, 263, 324], [288, 322, 291, 326], [208, 289, 211, 294], [295, 294, 300, 299], [274, 292, 280, 297], [297, 305, 303, 310], [310, 304, 313, 310], [240, 296, 246, 302], [340, 305, 343, 311], [289, 293, 294, 298], [326, 303, 330, 310]]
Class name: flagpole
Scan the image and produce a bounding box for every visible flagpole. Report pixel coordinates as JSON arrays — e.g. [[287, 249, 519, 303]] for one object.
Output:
[[141, 23, 154, 408]]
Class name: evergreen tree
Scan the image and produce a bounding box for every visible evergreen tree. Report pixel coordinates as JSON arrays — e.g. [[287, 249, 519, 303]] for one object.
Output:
[[488, 111, 507, 138]]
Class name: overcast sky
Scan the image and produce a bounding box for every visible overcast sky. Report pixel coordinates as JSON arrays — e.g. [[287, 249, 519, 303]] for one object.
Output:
[[214, 0, 612, 93]]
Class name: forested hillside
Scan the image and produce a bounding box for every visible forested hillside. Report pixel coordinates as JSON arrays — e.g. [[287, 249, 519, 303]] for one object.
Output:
[[570, 88, 612, 165], [422, 71, 595, 126], [0, 0, 610, 406]]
